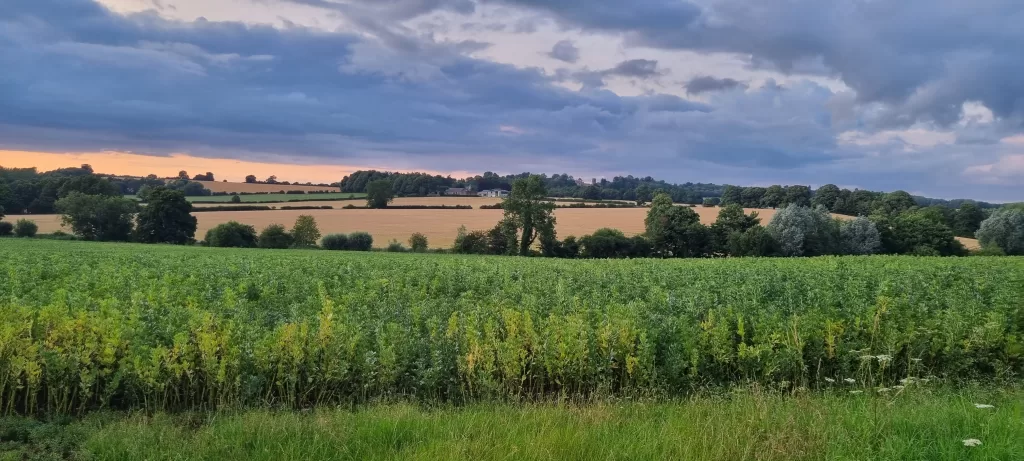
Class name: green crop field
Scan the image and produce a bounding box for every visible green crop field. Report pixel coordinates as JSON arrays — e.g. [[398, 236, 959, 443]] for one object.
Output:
[[1, 239, 1022, 459]]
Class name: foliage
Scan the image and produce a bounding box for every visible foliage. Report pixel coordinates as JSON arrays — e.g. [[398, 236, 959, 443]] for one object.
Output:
[[386, 240, 407, 252], [13, 219, 38, 238], [951, 202, 985, 238], [366, 180, 396, 209], [290, 215, 321, 248], [231, 195, 242, 203], [204, 221, 259, 248], [258, 224, 294, 249], [501, 176, 557, 256], [767, 205, 840, 257], [0, 221, 11, 236], [321, 234, 349, 250], [976, 209, 1024, 255], [725, 226, 779, 257], [453, 226, 492, 255], [56, 192, 139, 241], [578, 228, 633, 258], [875, 210, 966, 256], [645, 193, 711, 258], [702, 197, 720, 207], [347, 232, 374, 251], [0, 239, 1022, 415], [409, 233, 428, 252], [134, 187, 197, 244], [710, 204, 761, 254], [839, 217, 881, 255]]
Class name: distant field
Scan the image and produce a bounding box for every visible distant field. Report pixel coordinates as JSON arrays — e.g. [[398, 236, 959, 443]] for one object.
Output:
[[4, 205, 982, 250], [190, 196, 498, 208], [194, 180, 338, 194], [187, 192, 363, 203]]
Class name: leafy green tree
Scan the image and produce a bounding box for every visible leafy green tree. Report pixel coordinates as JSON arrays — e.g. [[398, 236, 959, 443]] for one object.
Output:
[[178, 171, 189, 180], [502, 176, 556, 256], [386, 240, 407, 252], [782, 185, 812, 207], [710, 204, 760, 253], [290, 215, 321, 247], [720, 185, 743, 206], [56, 192, 138, 241], [245, 175, 258, 183], [976, 209, 1024, 255], [875, 191, 917, 216], [726, 226, 779, 257], [839, 216, 881, 255], [702, 197, 720, 207], [952, 203, 985, 237], [452, 226, 490, 254], [761, 185, 785, 208], [874, 210, 966, 256], [230, 195, 242, 204], [811, 184, 841, 211], [56, 175, 120, 198], [258, 224, 294, 249], [204, 222, 258, 248], [634, 184, 653, 206], [579, 228, 634, 258], [0, 220, 11, 237], [134, 187, 197, 244], [766, 205, 840, 256], [408, 233, 428, 252], [645, 193, 711, 257], [321, 233, 349, 250], [740, 187, 766, 208], [366, 180, 395, 208]]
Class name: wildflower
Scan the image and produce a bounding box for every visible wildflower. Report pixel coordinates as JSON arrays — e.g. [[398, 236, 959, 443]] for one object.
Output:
[[844, 378, 856, 384], [963, 439, 982, 447], [824, 377, 835, 383], [899, 377, 916, 385], [849, 390, 863, 395], [910, 358, 922, 363], [877, 387, 891, 393], [893, 385, 905, 390], [875, 354, 893, 363], [974, 404, 995, 409], [859, 355, 874, 361]]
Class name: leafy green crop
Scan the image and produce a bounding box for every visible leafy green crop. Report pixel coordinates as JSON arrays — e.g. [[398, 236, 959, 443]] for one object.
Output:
[[0, 240, 1021, 415]]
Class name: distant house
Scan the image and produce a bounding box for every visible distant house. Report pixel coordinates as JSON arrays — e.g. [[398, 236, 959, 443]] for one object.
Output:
[[445, 187, 476, 196], [477, 189, 509, 198]]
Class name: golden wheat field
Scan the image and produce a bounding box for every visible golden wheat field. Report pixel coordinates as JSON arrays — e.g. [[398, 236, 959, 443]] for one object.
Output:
[[194, 180, 338, 194], [5, 203, 982, 250], [190, 196, 504, 208]]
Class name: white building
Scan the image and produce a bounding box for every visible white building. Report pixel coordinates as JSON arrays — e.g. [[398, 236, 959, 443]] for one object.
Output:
[[477, 189, 510, 198]]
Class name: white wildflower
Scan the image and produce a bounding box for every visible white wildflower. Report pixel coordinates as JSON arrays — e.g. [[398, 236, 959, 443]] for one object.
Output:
[[859, 355, 874, 361], [893, 385, 905, 390], [899, 377, 916, 385], [974, 404, 995, 409], [877, 387, 891, 393], [844, 378, 856, 384], [824, 377, 835, 383], [963, 439, 982, 447], [875, 355, 893, 363], [849, 390, 863, 395]]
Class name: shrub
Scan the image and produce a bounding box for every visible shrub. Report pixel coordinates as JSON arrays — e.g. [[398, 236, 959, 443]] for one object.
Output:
[[258, 224, 294, 249], [452, 226, 490, 254], [321, 233, 349, 251], [13, 219, 38, 238], [386, 240, 407, 252], [0, 222, 12, 236], [409, 233, 428, 252], [204, 221, 258, 248], [347, 232, 374, 251], [230, 195, 242, 203]]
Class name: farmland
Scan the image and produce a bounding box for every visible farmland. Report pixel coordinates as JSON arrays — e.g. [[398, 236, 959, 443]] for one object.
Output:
[[6, 202, 982, 249], [1, 239, 1020, 459], [193, 180, 338, 194], [184, 192, 363, 203]]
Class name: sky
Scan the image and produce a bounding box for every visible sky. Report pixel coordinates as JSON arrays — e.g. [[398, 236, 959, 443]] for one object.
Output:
[[1, 0, 1023, 201]]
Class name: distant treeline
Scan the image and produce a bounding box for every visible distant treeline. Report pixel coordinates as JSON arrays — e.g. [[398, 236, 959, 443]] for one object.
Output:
[[339, 170, 1007, 209], [341, 204, 473, 210]]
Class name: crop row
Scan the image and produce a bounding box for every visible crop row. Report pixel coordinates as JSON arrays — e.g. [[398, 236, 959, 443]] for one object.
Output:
[[0, 239, 1021, 415]]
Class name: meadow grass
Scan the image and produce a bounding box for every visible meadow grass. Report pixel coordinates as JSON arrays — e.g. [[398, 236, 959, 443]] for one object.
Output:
[[3, 388, 1021, 460]]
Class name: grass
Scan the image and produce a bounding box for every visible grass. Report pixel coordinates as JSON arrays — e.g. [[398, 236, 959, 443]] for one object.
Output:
[[3, 389, 1021, 460]]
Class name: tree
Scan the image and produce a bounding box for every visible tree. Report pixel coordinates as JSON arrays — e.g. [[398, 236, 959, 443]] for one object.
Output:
[[245, 175, 257, 183], [56, 192, 138, 241], [502, 176, 556, 256], [366, 180, 395, 209], [579, 228, 633, 258], [0, 221, 11, 237], [782, 185, 812, 207], [976, 209, 1024, 255], [453, 226, 490, 254], [876, 191, 916, 216], [839, 217, 881, 255], [205, 222, 258, 247], [291, 215, 321, 247], [386, 240, 407, 252], [56, 175, 120, 198], [409, 233, 428, 252], [258, 224, 294, 249], [634, 184, 653, 206], [761, 185, 785, 208], [178, 171, 189, 180], [726, 226, 779, 257], [645, 193, 711, 258], [347, 232, 373, 251], [812, 184, 841, 211], [134, 187, 197, 244], [952, 203, 985, 238], [265, 175, 278, 184], [720, 185, 743, 206], [230, 195, 242, 203], [710, 204, 760, 253], [766, 205, 840, 257], [874, 210, 966, 256], [702, 197, 720, 207]]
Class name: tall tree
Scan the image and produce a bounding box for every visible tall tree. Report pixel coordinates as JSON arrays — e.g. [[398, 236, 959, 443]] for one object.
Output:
[[245, 175, 257, 184], [178, 170, 189, 180], [501, 175, 556, 256], [952, 203, 985, 237], [761, 185, 785, 208], [811, 184, 841, 211], [720, 185, 743, 206], [134, 187, 197, 244], [56, 192, 139, 241], [366, 180, 395, 208], [976, 209, 1024, 255], [783, 185, 812, 207], [291, 215, 321, 247], [645, 192, 711, 258]]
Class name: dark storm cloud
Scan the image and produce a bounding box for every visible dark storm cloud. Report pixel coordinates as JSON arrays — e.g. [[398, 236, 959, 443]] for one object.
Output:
[[685, 76, 747, 95], [547, 40, 579, 63]]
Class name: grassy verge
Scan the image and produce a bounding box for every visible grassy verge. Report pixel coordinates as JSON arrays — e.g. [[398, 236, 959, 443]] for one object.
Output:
[[3, 389, 1021, 461]]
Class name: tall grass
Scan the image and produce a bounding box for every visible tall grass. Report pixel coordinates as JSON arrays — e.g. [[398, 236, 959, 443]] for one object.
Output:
[[0, 240, 1022, 415]]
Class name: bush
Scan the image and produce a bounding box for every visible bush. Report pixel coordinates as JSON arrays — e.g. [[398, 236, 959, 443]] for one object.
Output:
[[0, 222, 12, 236], [452, 226, 490, 254], [347, 232, 374, 251], [204, 221, 258, 248], [230, 195, 242, 203], [409, 233, 428, 252], [386, 240, 406, 252], [321, 233, 349, 250], [258, 224, 294, 249], [13, 219, 38, 238]]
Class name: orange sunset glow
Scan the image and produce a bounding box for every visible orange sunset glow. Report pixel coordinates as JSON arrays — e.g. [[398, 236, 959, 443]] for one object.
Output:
[[0, 150, 473, 183]]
